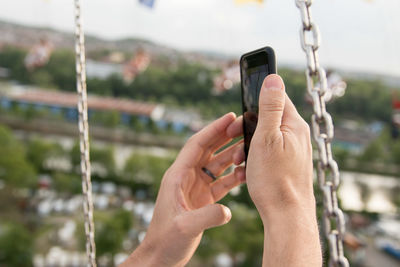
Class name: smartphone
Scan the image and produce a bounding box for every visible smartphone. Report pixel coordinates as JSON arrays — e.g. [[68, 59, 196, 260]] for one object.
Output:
[[240, 47, 276, 160]]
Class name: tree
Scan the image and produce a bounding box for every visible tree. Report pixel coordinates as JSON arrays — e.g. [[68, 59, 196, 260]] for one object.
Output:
[[0, 46, 29, 83], [52, 172, 82, 194], [359, 139, 385, 163], [0, 223, 33, 267], [0, 126, 36, 188], [26, 139, 64, 172], [130, 116, 145, 133], [123, 153, 173, 196], [71, 142, 116, 177], [333, 147, 350, 169], [391, 140, 400, 165], [41, 49, 76, 91], [90, 111, 121, 128], [197, 203, 263, 266], [77, 210, 133, 267]]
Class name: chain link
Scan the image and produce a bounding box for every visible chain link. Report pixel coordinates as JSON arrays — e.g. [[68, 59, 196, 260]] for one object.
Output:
[[295, 1, 349, 266], [74, 1, 97, 266]]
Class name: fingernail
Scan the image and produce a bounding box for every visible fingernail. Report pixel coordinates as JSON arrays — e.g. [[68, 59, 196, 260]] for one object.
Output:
[[264, 74, 284, 90], [222, 206, 232, 221]]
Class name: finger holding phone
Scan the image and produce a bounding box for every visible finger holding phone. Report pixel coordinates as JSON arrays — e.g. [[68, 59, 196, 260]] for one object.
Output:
[[241, 48, 322, 266]]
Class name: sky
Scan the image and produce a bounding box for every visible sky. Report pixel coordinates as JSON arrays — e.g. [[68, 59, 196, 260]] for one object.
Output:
[[0, 0, 399, 77]]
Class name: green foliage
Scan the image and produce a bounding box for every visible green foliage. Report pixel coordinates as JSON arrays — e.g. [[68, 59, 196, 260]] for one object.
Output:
[[0, 223, 33, 267], [128, 63, 213, 103], [279, 68, 309, 115], [0, 125, 36, 187], [359, 139, 385, 163], [391, 140, 400, 165], [330, 79, 392, 122], [90, 110, 121, 128], [197, 203, 263, 266], [40, 49, 76, 90], [130, 116, 145, 133], [26, 139, 64, 171], [77, 210, 133, 263], [91, 146, 116, 174], [113, 209, 133, 233], [2, 46, 397, 124], [147, 118, 159, 134], [391, 185, 400, 211], [332, 146, 350, 169], [71, 142, 116, 176], [123, 153, 174, 195], [0, 46, 29, 83], [52, 172, 82, 194], [0, 47, 75, 90], [95, 215, 123, 258], [30, 69, 54, 88]]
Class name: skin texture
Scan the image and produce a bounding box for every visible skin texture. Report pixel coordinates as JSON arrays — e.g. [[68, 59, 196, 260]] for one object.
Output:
[[120, 112, 246, 267], [246, 74, 322, 267], [120, 74, 322, 267]]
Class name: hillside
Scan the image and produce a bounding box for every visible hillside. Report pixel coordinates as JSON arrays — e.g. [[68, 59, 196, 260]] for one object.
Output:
[[0, 20, 233, 68]]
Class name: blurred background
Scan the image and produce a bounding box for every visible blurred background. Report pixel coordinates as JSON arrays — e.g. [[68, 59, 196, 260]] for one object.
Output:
[[0, 0, 399, 266]]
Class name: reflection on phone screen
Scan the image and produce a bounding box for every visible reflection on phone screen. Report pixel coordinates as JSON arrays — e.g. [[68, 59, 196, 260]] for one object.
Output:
[[241, 54, 270, 158]]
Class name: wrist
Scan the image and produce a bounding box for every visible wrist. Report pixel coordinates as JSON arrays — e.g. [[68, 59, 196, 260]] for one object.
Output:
[[258, 196, 317, 226], [260, 201, 322, 267], [122, 238, 161, 267]]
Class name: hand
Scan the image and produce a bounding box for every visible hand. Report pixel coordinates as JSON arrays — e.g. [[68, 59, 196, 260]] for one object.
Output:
[[246, 74, 322, 266], [246, 74, 314, 219], [121, 113, 245, 267]]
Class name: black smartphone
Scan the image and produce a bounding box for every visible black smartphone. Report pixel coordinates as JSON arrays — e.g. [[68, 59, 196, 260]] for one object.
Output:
[[240, 47, 276, 160]]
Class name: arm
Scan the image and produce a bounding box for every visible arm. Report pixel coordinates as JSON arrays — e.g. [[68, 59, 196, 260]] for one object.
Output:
[[246, 74, 322, 267], [120, 112, 246, 267]]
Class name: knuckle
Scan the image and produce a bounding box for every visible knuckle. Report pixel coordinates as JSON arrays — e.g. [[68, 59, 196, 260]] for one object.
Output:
[[172, 216, 191, 236]]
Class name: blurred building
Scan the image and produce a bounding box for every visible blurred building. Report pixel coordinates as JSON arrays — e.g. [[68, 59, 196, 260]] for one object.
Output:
[[213, 60, 240, 94], [0, 86, 163, 121], [123, 49, 151, 83], [24, 39, 53, 70], [333, 120, 383, 153], [86, 59, 123, 79], [0, 84, 202, 133]]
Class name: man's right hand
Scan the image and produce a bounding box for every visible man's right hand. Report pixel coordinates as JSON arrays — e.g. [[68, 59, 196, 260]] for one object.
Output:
[[246, 74, 322, 267]]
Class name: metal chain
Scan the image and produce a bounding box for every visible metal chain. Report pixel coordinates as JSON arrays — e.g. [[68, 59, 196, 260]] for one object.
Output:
[[73, 0, 97, 266], [294, 1, 349, 266]]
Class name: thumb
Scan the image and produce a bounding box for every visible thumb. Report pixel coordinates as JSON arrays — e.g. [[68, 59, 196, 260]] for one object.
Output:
[[175, 204, 232, 236], [257, 74, 285, 134]]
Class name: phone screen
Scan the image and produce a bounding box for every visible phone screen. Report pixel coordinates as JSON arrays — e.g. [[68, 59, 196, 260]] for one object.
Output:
[[241, 51, 270, 159]]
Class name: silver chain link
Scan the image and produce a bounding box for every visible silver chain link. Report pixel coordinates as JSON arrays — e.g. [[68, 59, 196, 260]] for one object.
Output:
[[73, 0, 97, 266], [295, 1, 349, 266]]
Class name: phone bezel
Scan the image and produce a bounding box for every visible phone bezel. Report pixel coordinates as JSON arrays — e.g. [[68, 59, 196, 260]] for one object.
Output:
[[240, 46, 277, 161]]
